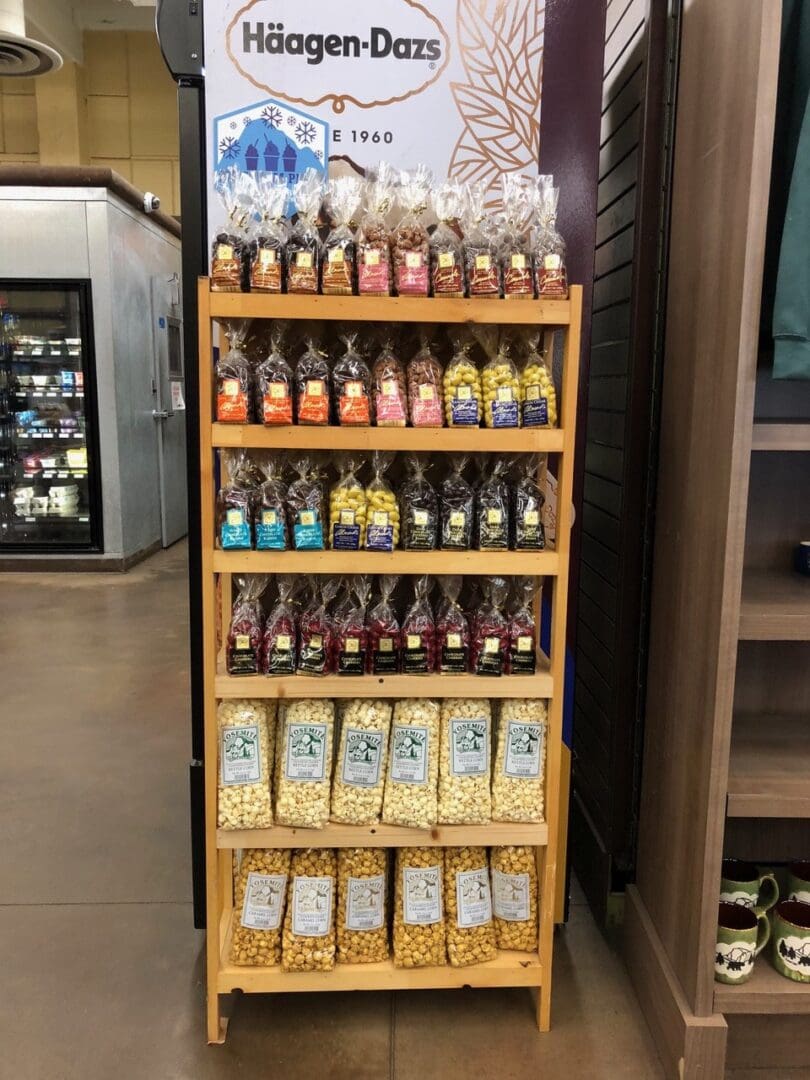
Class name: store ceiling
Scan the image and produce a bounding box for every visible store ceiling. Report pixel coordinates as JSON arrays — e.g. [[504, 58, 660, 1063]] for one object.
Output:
[[26, 0, 155, 65]]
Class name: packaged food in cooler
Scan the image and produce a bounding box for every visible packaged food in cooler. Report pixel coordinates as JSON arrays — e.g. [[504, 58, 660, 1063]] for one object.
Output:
[[357, 162, 396, 296], [331, 701, 392, 825], [211, 166, 249, 292], [217, 699, 276, 828], [337, 848, 389, 963], [392, 164, 432, 297], [372, 333, 408, 427], [400, 454, 438, 551], [507, 577, 538, 675], [255, 322, 294, 425], [335, 576, 370, 675], [440, 454, 474, 550], [275, 701, 336, 828], [444, 846, 497, 966], [329, 454, 367, 550], [364, 450, 399, 551], [230, 848, 290, 965], [216, 320, 252, 423], [296, 328, 330, 426], [533, 177, 568, 299], [443, 333, 482, 427], [261, 576, 298, 676], [281, 848, 337, 970], [490, 846, 538, 951], [401, 574, 436, 674], [367, 574, 401, 674], [217, 450, 260, 549], [470, 576, 509, 676], [296, 578, 339, 676], [322, 176, 362, 295], [287, 168, 324, 294], [480, 332, 520, 428], [333, 332, 372, 426], [438, 700, 492, 823], [226, 574, 268, 675], [511, 455, 546, 550], [491, 699, 547, 823], [287, 454, 326, 550], [393, 847, 446, 967], [475, 457, 510, 550], [500, 174, 535, 299], [382, 699, 441, 829], [248, 173, 289, 293], [255, 454, 289, 550], [519, 329, 558, 427], [407, 330, 444, 427], [463, 181, 501, 298], [436, 575, 469, 674], [430, 181, 465, 297]]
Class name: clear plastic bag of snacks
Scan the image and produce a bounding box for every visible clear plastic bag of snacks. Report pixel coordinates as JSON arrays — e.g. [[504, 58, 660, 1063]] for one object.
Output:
[[287, 168, 324, 294], [211, 166, 249, 292], [217, 450, 260, 549], [407, 329, 444, 427], [392, 164, 432, 297], [400, 454, 438, 551], [216, 320, 252, 423], [519, 328, 558, 427], [479, 330, 520, 428], [367, 574, 401, 674], [336, 848, 389, 963], [492, 699, 547, 823], [500, 174, 535, 299], [383, 701, 441, 829], [329, 453, 367, 550], [435, 575, 469, 674], [372, 333, 407, 427], [322, 176, 362, 295], [364, 450, 399, 550], [430, 181, 465, 297], [511, 455, 546, 550], [357, 162, 396, 296], [218, 701, 276, 830], [444, 846, 497, 966], [440, 454, 474, 550], [507, 577, 538, 675], [463, 181, 501, 298], [490, 845, 539, 950], [261, 575, 298, 676], [296, 578, 339, 675], [230, 848, 290, 965], [276, 703, 336, 828], [296, 329, 331, 426], [393, 847, 446, 967], [287, 454, 326, 550], [401, 574, 436, 674], [255, 322, 294, 425], [335, 576, 370, 675], [281, 848, 337, 970], [331, 703, 392, 825], [475, 456, 510, 550], [333, 331, 372, 426], [438, 700, 492, 824], [226, 574, 268, 675], [470, 576, 509, 676], [255, 454, 288, 550], [248, 173, 289, 293], [443, 332, 482, 427], [533, 177, 568, 299]]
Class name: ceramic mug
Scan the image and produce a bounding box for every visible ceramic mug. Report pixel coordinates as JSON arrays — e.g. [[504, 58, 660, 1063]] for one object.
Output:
[[787, 862, 810, 904], [715, 901, 770, 984], [772, 900, 810, 983], [720, 859, 779, 913]]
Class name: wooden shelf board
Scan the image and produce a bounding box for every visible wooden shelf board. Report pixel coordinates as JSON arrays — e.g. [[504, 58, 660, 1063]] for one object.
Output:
[[714, 959, 810, 1014], [727, 713, 810, 818], [212, 424, 565, 453], [212, 549, 558, 575], [217, 821, 549, 849], [752, 422, 810, 451], [215, 663, 553, 700], [208, 291, 570, 326], [738, 569, 810, 640]]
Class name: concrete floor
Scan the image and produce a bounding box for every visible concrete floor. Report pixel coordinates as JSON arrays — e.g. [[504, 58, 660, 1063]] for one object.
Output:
[[0, 543, 670, 1079]]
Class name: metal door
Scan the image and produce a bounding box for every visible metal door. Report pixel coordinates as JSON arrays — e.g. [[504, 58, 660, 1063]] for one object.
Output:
[[151, 274, 187, 546]]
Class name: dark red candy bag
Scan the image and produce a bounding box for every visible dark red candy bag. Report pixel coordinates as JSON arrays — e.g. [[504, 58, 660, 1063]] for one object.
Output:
[[436, 575, 469, 674], [507, 576, 537, 674], [402, 574, 436, 674], [471, 576, 509, 676], [335, 576, 371, 675], [261, 575, 297, 676], [367, 574, 401, 674], [297, 579, 339, 676], [227, 575, 268, 675]]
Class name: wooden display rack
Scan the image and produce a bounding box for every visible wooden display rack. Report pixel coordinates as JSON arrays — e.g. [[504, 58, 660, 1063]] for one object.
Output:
[[197, 280, 582, 1044]]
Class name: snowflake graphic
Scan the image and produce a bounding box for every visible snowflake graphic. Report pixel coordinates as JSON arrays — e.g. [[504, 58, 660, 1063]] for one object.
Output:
[[261, 105, 283, 128], [219, 136, 240, 160], [286, 115, 296, 127], [242, 114, 254, 127], [295, 121, 316, 146], [229, 121, 237, 131], [314, 149, 323, 160]]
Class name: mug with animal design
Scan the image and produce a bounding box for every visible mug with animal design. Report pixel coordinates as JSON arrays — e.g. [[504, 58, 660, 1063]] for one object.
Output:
[[772, 900, 810, 983], [715, 901, 770, 985], [787, 862, 810, 905], [720, 859, 779, 914]]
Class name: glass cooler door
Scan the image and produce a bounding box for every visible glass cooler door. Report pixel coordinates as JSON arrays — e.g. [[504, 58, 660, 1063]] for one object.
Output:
[[0, 283, 102, 551]]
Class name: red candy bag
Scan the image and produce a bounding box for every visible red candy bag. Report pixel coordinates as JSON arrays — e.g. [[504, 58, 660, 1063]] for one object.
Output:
[[261, 575, 298, 676], [436, 575, 469, 674], [297, 578, 339, 676], [471, 576, 508, 676], [402, 574, 436, 674], [367, 574, 401, 674], [227, 574, 268, 675], [335, 576, 371, 675], [507, 576, 538, 675]]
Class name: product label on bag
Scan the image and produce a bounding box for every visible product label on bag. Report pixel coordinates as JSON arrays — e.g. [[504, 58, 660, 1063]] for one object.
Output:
[[450, 717, 488, 775], [262, 384, 292, 424], [338, 636, 365, 675], [359, 256, 389, 295], [332, 519, 361, 550], [522, 391, 549, 427], [221, 725, 262, 785], [376, 381, 406, 424], [294, 509, 323, 550], [504, 721, 543, 778], [441, 632, 467, 673], [509, 635, 536, 674], [516, 507, 544, 549], [291, 876, 333, 936], [456, 868, 492, 928], [229, 633, 259, 675], [403, 865, 442, 925], [284, 723, 327, 780], [491, 387, 518, 427], [241, 872, 287, 930], [407, 508, 434, 550], [221, 507, 251, 549], [390, 725, 428, 784], [339, 381, 370, 425], [298, 379, 329, 424], [346, 875, 386, 930], [297, 632, 326, 674], [444, 509, 468, 548], [255, 508, 286, 549], [341, 728, 384, 787], [396, 258, 428, 296], [476, 635, 504, 676], [266, 633, 295, 674], [411, 384, 442, 426], [372, 636, 398, 673], [451, 390, 479, 426], [478, 506, 507, 549], [217, 379, 248, 423], [403, 633, 428, 673], [366, 511, 394, 552], [492, 870, 530, 922]]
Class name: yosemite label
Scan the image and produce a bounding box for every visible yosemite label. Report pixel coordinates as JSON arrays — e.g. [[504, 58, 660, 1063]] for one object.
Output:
[[227, 0, 450, 112]]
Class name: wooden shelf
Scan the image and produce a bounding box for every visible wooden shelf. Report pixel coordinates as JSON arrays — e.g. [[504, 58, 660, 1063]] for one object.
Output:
[[212, 423, 565, 454], [208, 291, 571, 326], [212, 549, 558, 576], [751, 422, 810, 451], [215, 664, 554, 700], [217, 821, 548, 849], [727, 714, 810, 818], [714, 960, 810, 1014], [738, 569, 810, 640]]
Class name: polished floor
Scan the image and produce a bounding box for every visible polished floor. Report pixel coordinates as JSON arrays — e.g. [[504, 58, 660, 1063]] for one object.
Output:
[[0, 543, 668, 1079]]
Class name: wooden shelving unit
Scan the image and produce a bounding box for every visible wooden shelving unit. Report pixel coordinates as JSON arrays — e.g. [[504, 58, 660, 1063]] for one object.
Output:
[[751, 421, 810, 451], [198, 281, 582, 1045], [727, 714, 810, 818], [714, 961, 810, 1015], [738, 568, 810, 640]]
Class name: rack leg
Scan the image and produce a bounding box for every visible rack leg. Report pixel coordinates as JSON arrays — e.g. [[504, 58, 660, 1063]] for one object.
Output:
[[536, 985, 551, 1032], [207, 991, 228, 1045]]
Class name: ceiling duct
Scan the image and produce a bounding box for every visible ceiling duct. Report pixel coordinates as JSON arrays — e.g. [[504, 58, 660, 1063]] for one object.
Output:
[[0, 0, 61, 76]]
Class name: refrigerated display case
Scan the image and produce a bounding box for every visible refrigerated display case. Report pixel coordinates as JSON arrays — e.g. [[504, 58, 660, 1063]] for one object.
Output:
[[0, 282, 102, 551]]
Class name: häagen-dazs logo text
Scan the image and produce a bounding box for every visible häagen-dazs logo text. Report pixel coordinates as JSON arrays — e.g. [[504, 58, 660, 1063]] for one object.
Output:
[[226, 0, 450, 113]]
